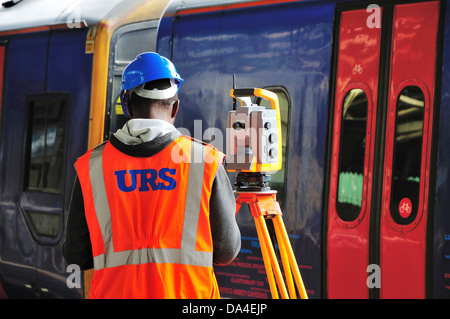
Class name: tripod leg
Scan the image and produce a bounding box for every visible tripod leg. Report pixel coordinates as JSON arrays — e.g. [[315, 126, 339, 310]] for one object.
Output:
[[273, 215, 308, 299], [273, 216, 297, 298], [254, 215, 289, 299], [254, 217, 279, 299]]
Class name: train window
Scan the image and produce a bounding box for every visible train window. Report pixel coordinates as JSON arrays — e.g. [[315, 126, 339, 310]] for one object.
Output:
[[115, 28, 157, 64], [26, 210, 61, 238], [390, 86, 425, 225], [256, 86, 290, 208], [25, 95, 68, 193], [108, 22, 158, 138], [336, 89, 368, 222]]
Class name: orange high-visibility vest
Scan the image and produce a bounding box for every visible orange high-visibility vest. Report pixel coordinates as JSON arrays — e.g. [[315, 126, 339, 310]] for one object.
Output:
[[75, 135, 224, 299]]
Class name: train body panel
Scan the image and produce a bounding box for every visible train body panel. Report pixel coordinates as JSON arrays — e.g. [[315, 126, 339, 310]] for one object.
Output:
[[158, 0, 450, 299], [434, 0, 450, 299], [158, 0, 335, 299], [0, 0, 448, 298]]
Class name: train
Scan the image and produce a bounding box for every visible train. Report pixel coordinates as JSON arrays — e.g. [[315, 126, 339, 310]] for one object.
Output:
[[0, 0, 448, 299]]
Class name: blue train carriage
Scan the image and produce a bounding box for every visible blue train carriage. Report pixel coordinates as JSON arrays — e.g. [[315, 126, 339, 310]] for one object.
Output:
[[0, 0, 449, 299], [157, 0, 450, 298], [0, 0, 171, 298]]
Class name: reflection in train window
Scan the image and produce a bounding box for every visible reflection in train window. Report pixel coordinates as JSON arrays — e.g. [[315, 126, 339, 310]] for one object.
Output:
[[257, 87, 290, 208], [336, 89, 368, 222], [390, 86, 425, 225], [26, 95, 68, 192], [115, 28, 157, 64]]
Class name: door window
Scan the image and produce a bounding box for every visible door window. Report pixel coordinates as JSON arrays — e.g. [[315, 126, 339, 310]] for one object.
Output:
[[336, 88, 368, 222], [23, 95, 68, 240], [26, 95, 68, 192], [390, 86, 425, 225]]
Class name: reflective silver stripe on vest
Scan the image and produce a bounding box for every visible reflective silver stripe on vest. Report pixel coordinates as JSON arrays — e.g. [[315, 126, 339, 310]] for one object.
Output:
[[89, 141, 212, 270]]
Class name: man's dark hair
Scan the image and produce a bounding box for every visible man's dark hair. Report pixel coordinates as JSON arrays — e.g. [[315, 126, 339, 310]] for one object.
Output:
[[130, 78, 178, 111]]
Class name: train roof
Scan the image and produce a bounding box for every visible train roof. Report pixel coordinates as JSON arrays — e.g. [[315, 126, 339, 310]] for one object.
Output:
[[0, 0, 149, 33]]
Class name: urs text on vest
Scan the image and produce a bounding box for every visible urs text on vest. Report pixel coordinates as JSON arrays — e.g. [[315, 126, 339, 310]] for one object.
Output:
[[115, 168, 177, 192]]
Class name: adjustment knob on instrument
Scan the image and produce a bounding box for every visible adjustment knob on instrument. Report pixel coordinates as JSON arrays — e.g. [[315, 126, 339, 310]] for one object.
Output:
[[269, 147, 278, 158], [268, 133, 277, 144]]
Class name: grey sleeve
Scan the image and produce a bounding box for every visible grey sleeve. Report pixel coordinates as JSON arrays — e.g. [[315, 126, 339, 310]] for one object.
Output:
[[209, 164, 241, 265]]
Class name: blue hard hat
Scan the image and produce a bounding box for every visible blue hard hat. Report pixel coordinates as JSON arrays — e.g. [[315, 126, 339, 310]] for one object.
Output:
[[119, 52, 183, 117]]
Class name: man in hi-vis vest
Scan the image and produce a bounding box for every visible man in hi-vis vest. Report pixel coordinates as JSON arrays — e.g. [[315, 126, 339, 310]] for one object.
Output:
[[63, 52, 241, 299]]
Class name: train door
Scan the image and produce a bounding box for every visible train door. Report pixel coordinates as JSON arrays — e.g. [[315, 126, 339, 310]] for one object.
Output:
[[379, 1, 440, 299], [0, 28, 92, 298], [0, 33, 48, 298], [326, 1, 441, 298], [0, 42, 7, 298], [34, 28, 93, 298], [326, 6, 382, 299], [106, 20, 159, 138]]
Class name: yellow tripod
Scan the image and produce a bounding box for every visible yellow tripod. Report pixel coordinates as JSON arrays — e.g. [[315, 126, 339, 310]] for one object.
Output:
[[235, 191, 308, 299]]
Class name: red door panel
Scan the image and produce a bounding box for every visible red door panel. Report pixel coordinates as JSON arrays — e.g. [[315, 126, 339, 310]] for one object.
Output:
[[0, 45, 5, 113], [0, 45, 4, 298], [380, 1, 439, 299], [327, 8, 382, 298]]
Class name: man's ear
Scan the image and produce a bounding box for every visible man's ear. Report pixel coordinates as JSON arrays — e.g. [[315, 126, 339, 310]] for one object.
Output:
[[171, 99, 179, 119]]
